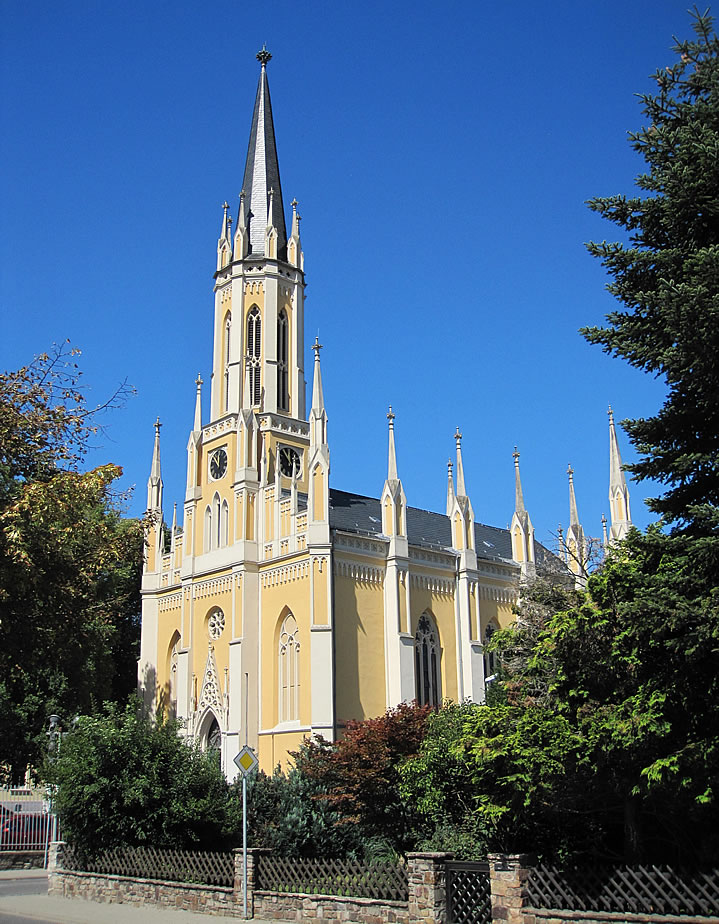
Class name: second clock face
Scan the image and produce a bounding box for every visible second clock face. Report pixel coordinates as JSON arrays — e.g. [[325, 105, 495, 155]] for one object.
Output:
[[279, 447, 301, 477], [210, 448, 228, 480]]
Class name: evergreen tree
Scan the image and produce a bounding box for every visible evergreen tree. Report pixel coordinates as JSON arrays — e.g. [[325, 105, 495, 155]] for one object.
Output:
[[584, 9, 719, 529]]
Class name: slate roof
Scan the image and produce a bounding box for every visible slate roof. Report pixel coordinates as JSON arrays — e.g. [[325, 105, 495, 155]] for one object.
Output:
[[329, 488, 560, 569], [328, 489, 505, 561]]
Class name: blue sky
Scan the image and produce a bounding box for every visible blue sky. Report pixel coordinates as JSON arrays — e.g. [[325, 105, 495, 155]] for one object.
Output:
[[1, 1, 692, 549]]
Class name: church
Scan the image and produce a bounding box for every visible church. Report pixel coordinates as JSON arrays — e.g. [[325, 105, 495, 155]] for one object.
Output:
[[138, 50, 633, 777]]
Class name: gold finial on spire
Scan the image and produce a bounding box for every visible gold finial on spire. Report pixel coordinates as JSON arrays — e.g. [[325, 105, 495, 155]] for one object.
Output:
[[257, 45, 272, 66]]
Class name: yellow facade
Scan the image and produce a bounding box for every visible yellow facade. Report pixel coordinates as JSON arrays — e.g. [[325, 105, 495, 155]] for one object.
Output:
[[138, 51, 550, 780]]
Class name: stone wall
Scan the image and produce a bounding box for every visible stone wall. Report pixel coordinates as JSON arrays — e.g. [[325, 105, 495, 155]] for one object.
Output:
[[254, 890, 407, 923], [51, 841, 718, 924], [48, 843, 452, 923], [50, 869, 241, 917], [0, 850, 45, 870]]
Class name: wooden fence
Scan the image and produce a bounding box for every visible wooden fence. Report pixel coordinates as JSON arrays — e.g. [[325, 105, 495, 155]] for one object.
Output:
[[257, 853, 408, 900], [61, 844, 235, 887], [527, 862, 719, 918]]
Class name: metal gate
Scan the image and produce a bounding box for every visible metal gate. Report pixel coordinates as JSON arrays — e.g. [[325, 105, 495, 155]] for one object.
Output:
[[446, 860, 492, 924]]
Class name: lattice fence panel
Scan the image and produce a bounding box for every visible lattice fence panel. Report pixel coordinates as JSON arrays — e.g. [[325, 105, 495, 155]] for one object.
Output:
[[447, 861, 491, 924], [528, 863, 719, 916], [257, 854, 408, 901], [62, 845, 234, 887]]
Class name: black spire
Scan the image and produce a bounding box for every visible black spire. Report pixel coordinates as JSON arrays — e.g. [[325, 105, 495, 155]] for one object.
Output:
[[240, 48, 287, 258]]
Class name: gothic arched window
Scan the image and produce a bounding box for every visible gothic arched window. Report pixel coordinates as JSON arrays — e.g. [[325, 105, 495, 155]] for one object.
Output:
[[167, 631, 180, 718], [204, 506, 211, 553], [415, 613, 441, 707], [277, 309, 289, 411], [206, 717, 222, 766], [278, 612, 300, 723], [221, 500, 229, 547], [483, 623, 498, 681], [213, 493, 221, 549], [224, 313, 232, 412], [247, 307, 261, 406]]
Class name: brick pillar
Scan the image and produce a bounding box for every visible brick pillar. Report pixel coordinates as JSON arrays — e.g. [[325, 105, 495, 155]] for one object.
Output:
[[487, 853, 535, 924], [407, 851, 453, 924], [233, 847, 271, 917], [47, 841, 66, 897]]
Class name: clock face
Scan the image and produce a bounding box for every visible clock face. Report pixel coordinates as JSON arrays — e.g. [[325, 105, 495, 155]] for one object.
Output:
[[279, 447, 301, 478], [210, 448, 228, 480]]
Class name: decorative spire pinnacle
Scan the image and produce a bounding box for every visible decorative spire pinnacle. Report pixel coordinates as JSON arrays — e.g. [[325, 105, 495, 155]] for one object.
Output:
[[256, 45, 271, 67], [267, 187, 275, 230], [513, 445, 525, 515], [147, 417, 164, 512], [194, 374, 203, 433], [608, 404, 632, 541], [387, 406, 398, 482], [601, 512, 608, 549], [567, 464, 579, 527], [454, 427, 466, 497], [220, 200, 230, 240], [311, 336, 325, 413], [240, 49, 286, 257], [290, 457, 298, 512], [446, 458, 455, 517], [291, 198, 300, 239]]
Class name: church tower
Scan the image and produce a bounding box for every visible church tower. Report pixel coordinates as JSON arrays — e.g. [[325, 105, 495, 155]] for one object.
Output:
[[140, 47, 322, 774]]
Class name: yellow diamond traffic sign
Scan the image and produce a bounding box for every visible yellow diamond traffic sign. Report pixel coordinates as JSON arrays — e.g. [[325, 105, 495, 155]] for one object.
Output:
[[233, 745, 259, 777]]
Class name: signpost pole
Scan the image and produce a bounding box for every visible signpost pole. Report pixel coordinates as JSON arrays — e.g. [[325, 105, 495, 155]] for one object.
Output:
[[243, 774, 247, 918], [233, 745, 258, 920]]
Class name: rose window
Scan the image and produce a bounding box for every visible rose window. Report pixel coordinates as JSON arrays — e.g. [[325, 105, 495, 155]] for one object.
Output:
[[208, 608, 225, 640]]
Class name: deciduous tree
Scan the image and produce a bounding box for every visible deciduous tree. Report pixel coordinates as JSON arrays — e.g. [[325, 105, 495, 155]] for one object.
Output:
[[0, 344, 143, 781], [52, 701, 234, 854]]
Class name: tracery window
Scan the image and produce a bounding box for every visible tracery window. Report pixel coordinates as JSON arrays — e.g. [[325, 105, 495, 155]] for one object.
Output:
[[277, 309, 289, 411], [247, 307, 261, 406], [206, 717, 222, 766], [415, 613, 441, 707], [168, 632, 180, 718], [483, 623, 498, 681], [278, 612, 300, 723], [207, 608, 225, 640]]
